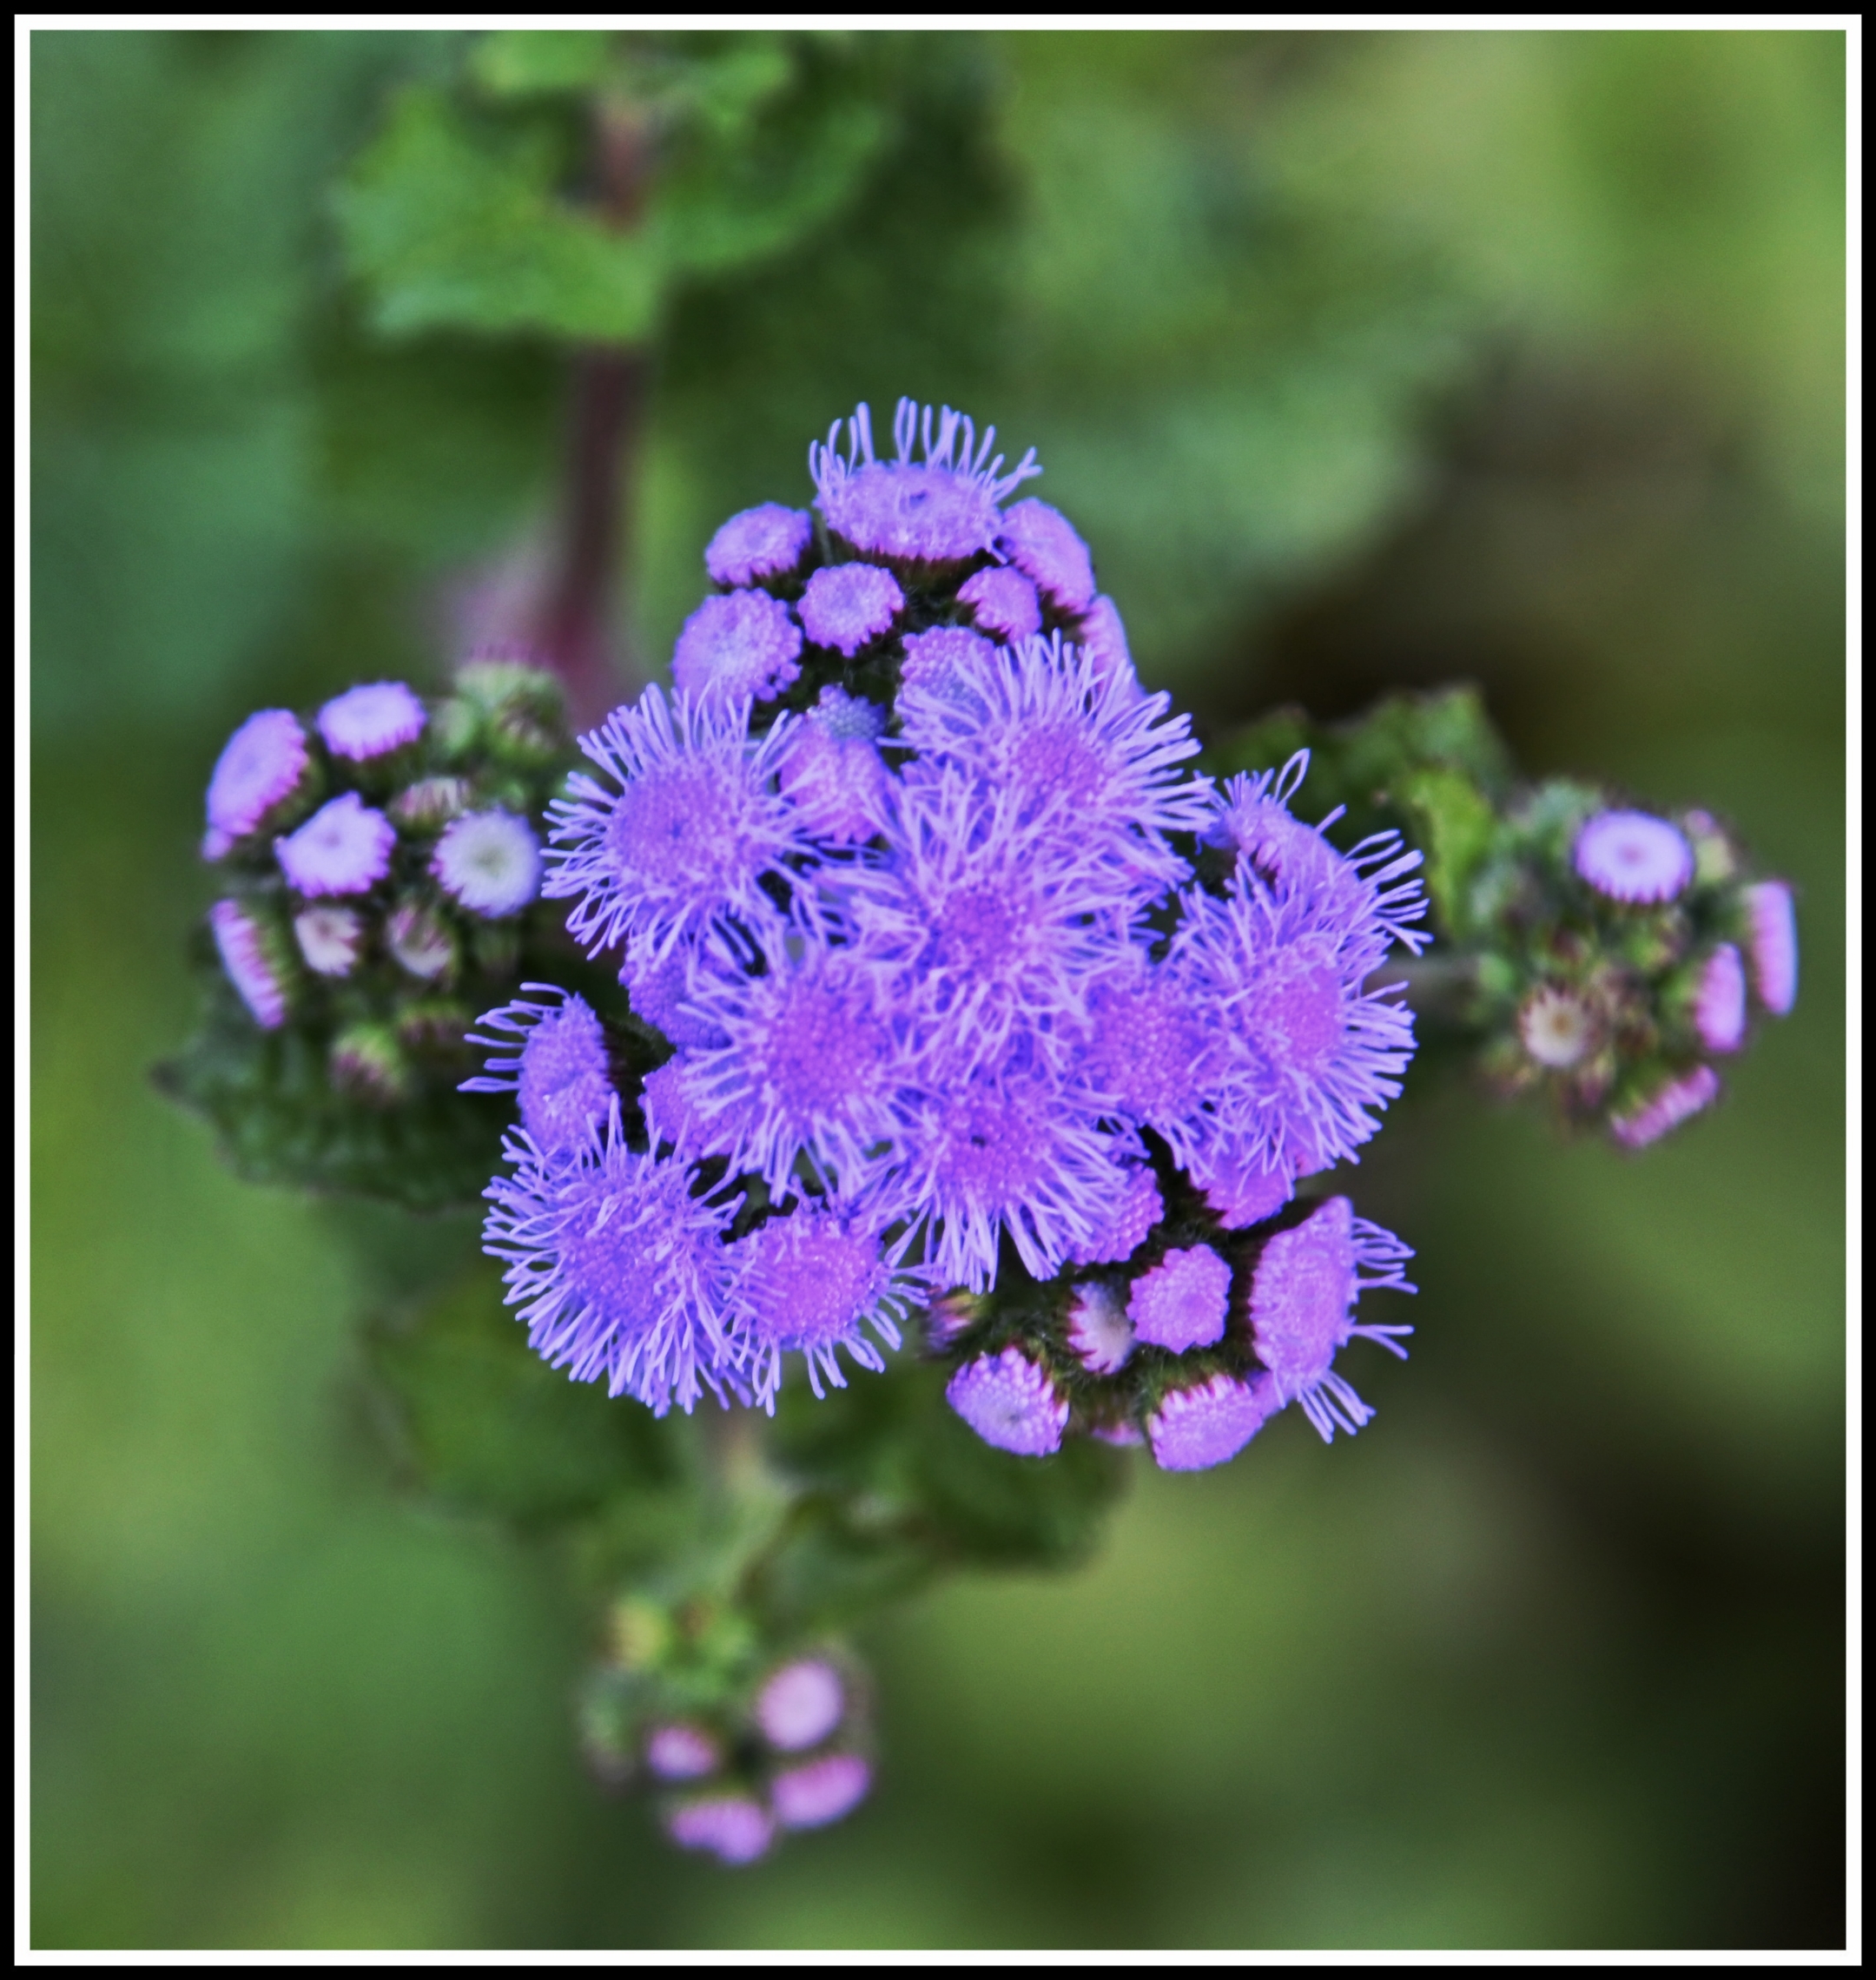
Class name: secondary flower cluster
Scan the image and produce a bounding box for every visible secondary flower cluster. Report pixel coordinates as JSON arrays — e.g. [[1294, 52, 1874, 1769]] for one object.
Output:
[[195, 658, 571, 1109], [472, 399, 1429, 1464], [1463, 782, 1799, 1145]]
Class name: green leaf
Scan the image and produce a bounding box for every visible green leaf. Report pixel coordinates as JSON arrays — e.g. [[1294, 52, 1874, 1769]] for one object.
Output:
[[1394, 764, 1500, 940], [334, 83, 661, 343], [367, 1261, 681, 1527], [469, 30, 616, 100]]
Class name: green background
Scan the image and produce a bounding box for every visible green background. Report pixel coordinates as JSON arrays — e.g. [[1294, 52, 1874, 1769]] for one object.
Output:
[[31, 28, 1846, 1950]]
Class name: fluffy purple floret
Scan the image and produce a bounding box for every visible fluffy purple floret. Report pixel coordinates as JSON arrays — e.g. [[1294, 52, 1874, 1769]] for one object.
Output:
[[620, 936, 728, 1050], [545, 686, 811, 962], [1078, 963, 1219, 1141], [665, 1797, 773, 1864], [481, 1103, 746, 1415], [729, 1209, 924, 1407], [899, 625, 998, 698], [671, 589, 803, 703], [778, 687, 891, 845], [798, 563, 905, 657], [645, 1724, 719, 1782], [946, 1347, 1067, 1456], [1126, 1243, 1232, 1353], [293, 906, 362, 979], [755, 1660, 845, 1752], [316, 680, 426, 762], [1744, 880, 1799, 1014], [771, 1754, 871, 1831], [1067, 1281, 1134, 1374], [705, 502, 813, 587], [957, 565, 1042, 642], [463, 987, 615, 1160], [1249, 1197, 1415, 1443], [1147, 1372, 1279, 1472], [274, 792, 396, 898], [810, 399, 1039, 564], [1184, 1138, 1294, 1231], [210, 900, 288, 1028], [1067, 1163, 1164, 1266], [432, 808, 541, 917], [1575, 808, 1694, 905], [203, 709, 308, 856], [999, 498, 1096, 612], [1610, 1065, 1722, 1149], [1694, 944, 1747, 1053], [1077, 595, 1142, 700]]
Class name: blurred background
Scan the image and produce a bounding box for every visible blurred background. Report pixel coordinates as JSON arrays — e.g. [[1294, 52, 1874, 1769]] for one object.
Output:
[[30, 27, 1846, 1950]]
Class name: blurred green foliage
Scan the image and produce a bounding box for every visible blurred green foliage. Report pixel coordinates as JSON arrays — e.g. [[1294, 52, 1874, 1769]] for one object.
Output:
[[32, 26, 1842, 1950]]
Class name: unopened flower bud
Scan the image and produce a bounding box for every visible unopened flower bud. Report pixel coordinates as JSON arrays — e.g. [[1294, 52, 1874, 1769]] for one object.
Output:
[[386, 901, 458, 981], [209, 900, 294, 1028], [391, 776, 472, 829], [330, 1022, 412, 1106], [1519, 984, 1597, 1069], [294, 905, 363, 979]]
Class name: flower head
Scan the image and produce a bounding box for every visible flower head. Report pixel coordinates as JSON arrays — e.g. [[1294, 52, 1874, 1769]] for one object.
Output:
[[945, 1347, 1068, 1455], [1743, 880, 1798, 1014], [1077, 963, 1218, 1142], [671, 590, 803, 704], [756, 1660, 845, 1752], [705, 503, 812, 588], [1693, 944, 1747, 1053], [1126, 1243, 1233, 1354], [316, 680, 426, 762], [1519, 985, 1598, 1069], [203, 709, 308, 857], [898, 624, 997, 696], [798, 563, 904, 657], [386, 901, 457, 980], [1610, 1065, 1722, 1149], [811, 399, 1039, 564], [1183, 1137, 1293, 1230], [482, 1103, 746, 1414], [274, 792, 396, 898], [771, 1754, 871, 1831], [1575, 809, 1694, 905], [1249, 1197, 1415, 1443], [210, 900, 289, 1028], [1146, 1372, 1278, 1472], [665, 1797, 773, 1864], [1067, 1280, 1134, 1374], [545, 686, 811, 962], [957, 565, 1042, 642], [293, 905, 363, 979], [777, 687, 891, 845], [1076, 595, 1141, 699], [998, 498, 1096, 612], [1067, 1162, 1164, 1266], [463, 987, 615, 1160], [645, 1724, 720, 1782], [432, 808, 542, 917]]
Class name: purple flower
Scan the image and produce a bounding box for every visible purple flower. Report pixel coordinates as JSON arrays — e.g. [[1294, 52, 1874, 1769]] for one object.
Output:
[[481, 1103, 747, 1415], [946, 1347, 1068, 1455], [777, 688, 891, 846], [998, 498, 1097, 613], [545, 686, 811, 962], [1067, 1280, 1134, 1374], [209, 900, 289, 1028], [897, 632, 1212, 894], [899, 625, 998, 696], [665, 1796, 773, 1865], [671, 590, 803, 703], [432, 808, 542, 917], [729, 1209, 924, 1406], [463, 987, 615, 1160], [1574, 809, 1694, 905], [293, 905, 363, 980], [1076, 595, 1141, 699], [1077, 962, 1218, 1143], [1067, 1162, 1164, 1266], [797, 563, 904, 657], [1249, 1197, 1415, 1443], [1519, 986, 1597, 1070], [316, 680, 426, 762], [202, 709, 308, 857], [645, 1724, 720, 1782], [1183, 1138, 1294, 1231], [957, 565, 1041, 642], [810, 399, 1039, 564], [705, 502, 813, 587], [1610, 1066, 1722, 1150], [620, 936, 728, 1051], [1743, 880, 1798, 1014], [771, 1754, 871, 1831], [1146, 1372, 1279, 1472], [274, 792, 396, 898], [755, 1659, 845, 1751], [1693, 944, 1747, 1053], [1126, 1244, 1232, 1354]]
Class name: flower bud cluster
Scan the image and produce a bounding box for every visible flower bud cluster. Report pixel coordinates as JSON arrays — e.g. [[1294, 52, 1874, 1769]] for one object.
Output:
[[578, 1600, 873, 1865], [1461, 782, 1798, 1146], [472, 399, 1430, 1455]]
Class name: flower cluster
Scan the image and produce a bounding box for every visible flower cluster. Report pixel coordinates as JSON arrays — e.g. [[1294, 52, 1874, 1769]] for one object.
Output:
[[1463, 783, 1799, 1145], [471, 399, 1428, 1457]]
